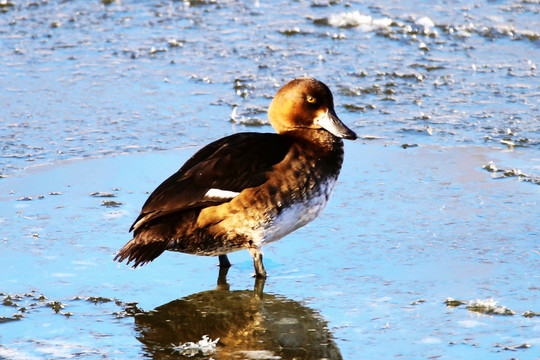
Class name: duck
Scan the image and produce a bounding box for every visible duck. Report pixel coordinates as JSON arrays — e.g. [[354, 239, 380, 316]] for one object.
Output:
[[114, 77, 357, 278]]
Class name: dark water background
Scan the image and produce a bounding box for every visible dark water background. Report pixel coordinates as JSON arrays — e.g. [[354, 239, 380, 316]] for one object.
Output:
[[1, 1, 539, 359]]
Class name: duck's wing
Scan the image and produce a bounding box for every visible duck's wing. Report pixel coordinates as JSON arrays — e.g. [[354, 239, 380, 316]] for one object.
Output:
[[130, 132, 293, 232]]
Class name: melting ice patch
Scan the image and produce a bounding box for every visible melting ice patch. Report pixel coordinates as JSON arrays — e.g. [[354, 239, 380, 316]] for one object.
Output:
[[230, 106, 268, 126], [415, 16, 435, 29], [171, 335, 219, 357], [326, 11, 392, 31], [321, 11, 439, 37], [321, 11, 540, 40], [466, 299, 515, 316], [414, 16, 438, 36]]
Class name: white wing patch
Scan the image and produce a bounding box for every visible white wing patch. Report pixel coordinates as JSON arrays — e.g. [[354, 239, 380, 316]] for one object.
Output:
[[204, 188, 240, 201]]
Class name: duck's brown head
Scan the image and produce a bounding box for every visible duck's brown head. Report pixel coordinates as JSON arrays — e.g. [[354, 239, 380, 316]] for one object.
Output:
[[268, 77, 357, 140]]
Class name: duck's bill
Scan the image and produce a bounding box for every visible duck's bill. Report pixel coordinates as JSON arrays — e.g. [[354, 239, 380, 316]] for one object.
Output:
[[317, 109, 357, 140]]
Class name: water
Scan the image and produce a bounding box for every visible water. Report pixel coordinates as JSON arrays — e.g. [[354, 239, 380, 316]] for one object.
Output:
[[1, 0, 539, 359]]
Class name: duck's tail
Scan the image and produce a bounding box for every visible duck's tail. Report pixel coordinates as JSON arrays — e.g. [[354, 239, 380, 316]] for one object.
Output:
[[113, 234, 170, 268], [114, 218, 177, 267]]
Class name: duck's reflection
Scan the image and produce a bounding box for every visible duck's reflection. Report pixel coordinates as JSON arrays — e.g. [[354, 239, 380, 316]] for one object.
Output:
[[134, 270, 342, 359]]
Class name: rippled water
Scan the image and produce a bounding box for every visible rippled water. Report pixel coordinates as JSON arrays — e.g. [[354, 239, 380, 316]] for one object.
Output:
[[1, 0, 539, 176], [1, 1, 539, 359]]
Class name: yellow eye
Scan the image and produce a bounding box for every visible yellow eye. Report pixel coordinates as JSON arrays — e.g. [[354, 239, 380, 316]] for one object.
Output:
[[306, 96, 316, 103]]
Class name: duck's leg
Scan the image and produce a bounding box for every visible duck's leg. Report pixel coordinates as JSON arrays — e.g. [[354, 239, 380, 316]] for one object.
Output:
[[217, 266, 230, 290], [248, 248, 267, 278], [218, 254, 231, 268], [254, 276, 266, 298]]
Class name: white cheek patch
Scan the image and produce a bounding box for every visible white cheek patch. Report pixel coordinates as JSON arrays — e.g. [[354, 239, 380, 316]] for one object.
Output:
[[204, 188, 240, 201], [316, 109, 336, 130], [314, 109, 329, 125]]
